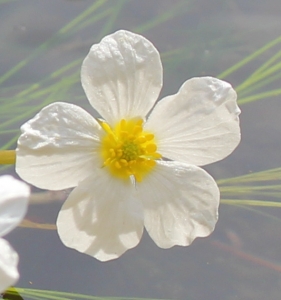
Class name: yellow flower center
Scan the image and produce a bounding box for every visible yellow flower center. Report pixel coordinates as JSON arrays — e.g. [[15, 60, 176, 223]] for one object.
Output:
[[99, 118, 161, 182]]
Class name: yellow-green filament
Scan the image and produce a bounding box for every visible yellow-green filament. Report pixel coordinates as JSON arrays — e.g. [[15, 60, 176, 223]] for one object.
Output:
[[100, 118, 161, 182], [0, 150, 16, 165]]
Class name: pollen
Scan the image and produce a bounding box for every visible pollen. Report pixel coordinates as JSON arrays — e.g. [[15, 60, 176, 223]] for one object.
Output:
[[99, 118, 161, 182]]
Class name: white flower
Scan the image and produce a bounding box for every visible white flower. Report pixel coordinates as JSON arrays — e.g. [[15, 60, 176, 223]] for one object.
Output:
[[16, 30, 240, 261], [0, 175, 30, 292]]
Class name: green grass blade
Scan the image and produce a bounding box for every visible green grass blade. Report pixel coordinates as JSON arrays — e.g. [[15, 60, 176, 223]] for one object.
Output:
[[7, 287, 175, 300], [134, 0, 191, 33], [221, 199, 281, 207], [217, 34, 281, 79]]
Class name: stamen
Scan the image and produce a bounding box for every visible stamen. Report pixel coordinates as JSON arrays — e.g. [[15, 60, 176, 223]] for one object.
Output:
[[99, 121, 112, 134], [109, 149, 116, 157], [121, 131, 128, 139], [134, 173, 142, 182], [136, 119, 143, 126], [145, 133, 154, 141], [129, 160, 136, 166], [136, 136, 146, 144], [104, 158, 112, 166], [152, 153, 162, 159], [146, 143, 157, 153], [146, 160, 156, 167], [120, 159, 128, 166], [117, 149, 123, 157], [115, 161, 122, 169], [133, 126, 142, 135], [100, 118, 161, 182]]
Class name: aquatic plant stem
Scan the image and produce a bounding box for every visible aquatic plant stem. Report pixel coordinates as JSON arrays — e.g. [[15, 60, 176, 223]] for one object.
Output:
[[0, 150, 16, 164]]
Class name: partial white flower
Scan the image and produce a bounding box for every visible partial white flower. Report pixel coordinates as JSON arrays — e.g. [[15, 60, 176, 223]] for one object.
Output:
[[0, 175, 30, 292], [16, 30, 240, 261]]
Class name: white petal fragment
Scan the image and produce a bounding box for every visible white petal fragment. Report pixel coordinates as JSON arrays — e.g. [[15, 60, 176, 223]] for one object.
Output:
[[81, 30, 163, 125], [16, 102, 103, 190], [145, 77, 241, 166], [0, 239, 19, 293], [137, 161, 220, 249], [57, 169, 144, 261], [0, 176, 30, 237]]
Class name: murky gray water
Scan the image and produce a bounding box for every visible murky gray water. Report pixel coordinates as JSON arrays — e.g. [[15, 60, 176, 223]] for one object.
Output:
[[1, 0, 281, 299]]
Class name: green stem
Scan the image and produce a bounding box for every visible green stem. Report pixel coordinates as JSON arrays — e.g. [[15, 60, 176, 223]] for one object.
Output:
[[0, 150, 16, 164]]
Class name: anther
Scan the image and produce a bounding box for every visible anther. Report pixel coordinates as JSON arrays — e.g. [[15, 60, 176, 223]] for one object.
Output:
[[145, 133, 154, 141], [136, 136, 146, 144], [146, 160, 156, 167], [109, 133, 116, 141], [134, 173, 142, 182], [120, 131, 128, 139], [117, 149, 123, 157], [100, 121, 112, 134], [153, 152, 162, 159], [146, 143, 157, 153], [129, 160, 136, 166], [115, 161, 122, 169], [133, 126, 142, 135], [109, 149, 116, 157], [104, 158, 112, 166], [101, 117, 160, 181], [120, 159, 128, 166], [136, 119, 143, 126], [120, 119, 127, 129]]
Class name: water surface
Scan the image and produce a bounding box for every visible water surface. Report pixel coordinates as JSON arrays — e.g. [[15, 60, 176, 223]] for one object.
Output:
[[1, 1, 281, 299]]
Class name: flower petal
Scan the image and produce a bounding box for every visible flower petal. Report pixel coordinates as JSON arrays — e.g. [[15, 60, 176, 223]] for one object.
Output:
[[0, 176, 29, 237], [16, 102, 102, 190], [145, 77, 241, 166], [0, 238, 19, 293], [57, 168, 143, 261], [81, 30, 163, 125], [136, 161, 220, 249]]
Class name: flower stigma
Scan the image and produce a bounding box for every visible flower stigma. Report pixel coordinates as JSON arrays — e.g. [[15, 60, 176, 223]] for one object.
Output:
[[99, 118, 161, 182]]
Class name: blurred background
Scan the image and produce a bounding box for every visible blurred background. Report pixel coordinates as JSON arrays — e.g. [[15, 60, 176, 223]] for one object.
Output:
[[1, 1, 281, 299]]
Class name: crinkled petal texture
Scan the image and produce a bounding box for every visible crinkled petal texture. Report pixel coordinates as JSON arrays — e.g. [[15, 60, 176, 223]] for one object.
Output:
[[0, 238, 19, 293], [57, 168, 144, 261], [145, 77, 241, 166], [16, 102, 103, 190], [136, 161, 220, 248], [0, 175, 30, 237], [81, 30, 163, 125]]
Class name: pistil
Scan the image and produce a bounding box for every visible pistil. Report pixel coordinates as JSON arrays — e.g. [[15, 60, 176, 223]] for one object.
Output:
[[100, 118, 161, 182]]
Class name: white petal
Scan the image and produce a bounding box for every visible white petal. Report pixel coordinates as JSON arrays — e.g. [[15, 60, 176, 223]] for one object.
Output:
[[145, 77, 241, 166], [136, 161, 220, 249], [0, 176, 29, 237], [0, 239, 19, 293], [57, 168, 143, 261], [16, 102, 103, 190], [81, 30, 163, 125]]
